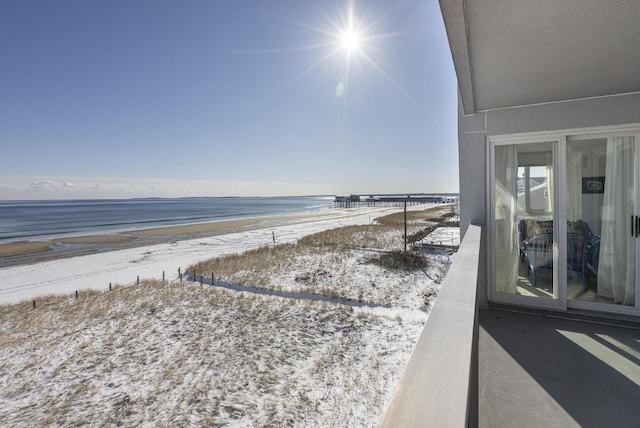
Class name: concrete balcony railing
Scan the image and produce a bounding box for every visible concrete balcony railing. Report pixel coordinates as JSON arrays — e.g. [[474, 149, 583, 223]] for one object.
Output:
[[380, 223, 482, 427]]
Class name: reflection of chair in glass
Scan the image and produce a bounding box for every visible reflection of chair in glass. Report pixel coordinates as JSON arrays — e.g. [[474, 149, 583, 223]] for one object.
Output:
[[526, 233, 587, 290]]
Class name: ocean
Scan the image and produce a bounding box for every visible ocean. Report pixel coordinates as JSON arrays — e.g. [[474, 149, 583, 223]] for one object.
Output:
[[0, 196, 334, 242]]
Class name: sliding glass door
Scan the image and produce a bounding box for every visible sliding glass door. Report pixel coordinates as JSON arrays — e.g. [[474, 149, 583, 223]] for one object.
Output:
[[492, 132, 639, 314], [567, 135, 637, 309], [493, 141, 559, 304]]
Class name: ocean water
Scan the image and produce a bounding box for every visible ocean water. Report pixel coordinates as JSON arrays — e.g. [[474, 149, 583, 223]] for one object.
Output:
[[0, 196, 334, 242]]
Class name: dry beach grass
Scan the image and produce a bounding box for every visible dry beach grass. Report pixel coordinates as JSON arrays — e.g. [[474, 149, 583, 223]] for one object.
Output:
[[0, 281, 428, 426], [0, 206, 456, 426], [190, 206, 454, 307]]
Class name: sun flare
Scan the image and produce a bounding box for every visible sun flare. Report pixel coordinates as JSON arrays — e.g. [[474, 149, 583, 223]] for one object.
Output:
[[231, 2, 414, 115], [341, 29, 361, 52]]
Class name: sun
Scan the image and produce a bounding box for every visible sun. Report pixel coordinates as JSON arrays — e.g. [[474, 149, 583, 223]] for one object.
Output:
[[341, 29, 361, 52]]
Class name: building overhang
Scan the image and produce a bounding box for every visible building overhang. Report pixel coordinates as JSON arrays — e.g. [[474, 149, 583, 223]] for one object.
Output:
[[439, 0, 640, 115]]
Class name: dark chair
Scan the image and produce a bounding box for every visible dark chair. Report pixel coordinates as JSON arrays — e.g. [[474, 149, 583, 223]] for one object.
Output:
[[566, 233, 587, 290], [519, 219, 554, 263], [518, 220, 527, 262], [585, 235, 600, 279], [527, 233, 554, 287], [526, 232, 587, 290]]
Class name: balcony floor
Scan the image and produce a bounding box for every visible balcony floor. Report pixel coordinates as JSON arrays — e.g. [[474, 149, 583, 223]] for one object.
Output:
[[479, 308, 640, 427]]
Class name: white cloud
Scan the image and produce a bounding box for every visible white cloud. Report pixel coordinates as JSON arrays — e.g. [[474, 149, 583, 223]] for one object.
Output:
[[30, 180, 61, 190], [0, 176, 343, 200]]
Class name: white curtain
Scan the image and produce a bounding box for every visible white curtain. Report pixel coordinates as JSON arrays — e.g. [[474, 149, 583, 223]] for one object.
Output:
[[495, 145, 519, 294], [566, 150, 583, 221], [598, 136, 635, 305]]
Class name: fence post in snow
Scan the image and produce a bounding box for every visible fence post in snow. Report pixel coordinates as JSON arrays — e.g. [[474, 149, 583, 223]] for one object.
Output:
[[32, 300, 36, 310], [163, 271, 165, 283], [109, 282, 112, 291], [403, 201, 408, 252], [200, 275, 203, 287], [137, 276, 140, 285], [75, 290, 78, 299], [180, 272, 183, 284], [212, 272, 214, 285]]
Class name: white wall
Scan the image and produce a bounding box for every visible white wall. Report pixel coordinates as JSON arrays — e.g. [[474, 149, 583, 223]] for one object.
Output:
[[457, 96, 487, 306], [457, 95, 486, 237], [486, 92, 640, 136]]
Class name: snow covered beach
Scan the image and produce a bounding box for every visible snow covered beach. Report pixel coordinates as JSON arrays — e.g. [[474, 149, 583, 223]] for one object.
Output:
[[2, 206, 416, 304], [0, 204, 457, 426]]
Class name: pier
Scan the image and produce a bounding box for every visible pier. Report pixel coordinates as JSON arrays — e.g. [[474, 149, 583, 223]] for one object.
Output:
[[334, 194, 457, 208]]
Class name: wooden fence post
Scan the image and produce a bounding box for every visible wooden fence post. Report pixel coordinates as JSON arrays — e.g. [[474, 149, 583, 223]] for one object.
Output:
[[200, 275, 203, 286], [32, 300, 36, 310], [163, 271, 165, 283], [137, 276, 140, 285], [109, 282, 112, 291], [404, 201, 408, 252], [75, 290, 78, 299], [212, 272, 214, 286]]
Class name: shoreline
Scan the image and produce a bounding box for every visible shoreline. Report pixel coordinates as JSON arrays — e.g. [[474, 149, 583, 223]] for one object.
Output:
[[0, 209, 369, 268], [0, 203, 450, 305]]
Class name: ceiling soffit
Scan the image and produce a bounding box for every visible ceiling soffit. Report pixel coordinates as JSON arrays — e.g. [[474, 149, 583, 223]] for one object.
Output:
[[443, 0, 640, 114]]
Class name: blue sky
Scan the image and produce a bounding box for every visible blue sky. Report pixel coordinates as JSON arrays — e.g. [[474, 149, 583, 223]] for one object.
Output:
[[0, 0, 458, 199]]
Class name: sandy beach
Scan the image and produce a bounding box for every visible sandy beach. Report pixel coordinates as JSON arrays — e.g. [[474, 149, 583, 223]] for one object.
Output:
[[0, 205, 442, 305], [0, 209, 359, 268]]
